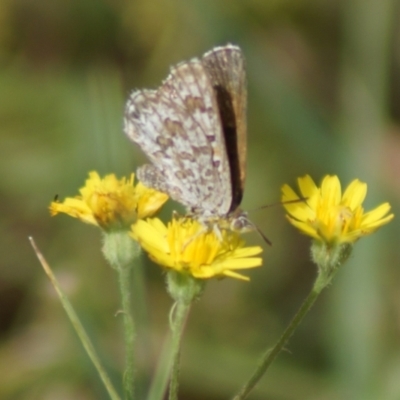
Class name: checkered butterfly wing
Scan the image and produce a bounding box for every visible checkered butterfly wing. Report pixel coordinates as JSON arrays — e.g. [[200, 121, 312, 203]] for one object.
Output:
[[201, 45, 247, 213], [124, 45, 246, 217]]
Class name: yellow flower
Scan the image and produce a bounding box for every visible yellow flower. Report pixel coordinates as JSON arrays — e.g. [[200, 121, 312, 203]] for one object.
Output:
[[50, 171, 168, 230], [282, 175, 394, 244], [130, 217, 263, 281]]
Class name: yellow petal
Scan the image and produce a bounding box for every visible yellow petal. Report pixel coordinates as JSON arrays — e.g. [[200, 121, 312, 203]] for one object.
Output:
[[282, 174, 394, 244], [342, 179, 367, 210], [320, 175, 341, 207], [131, 217, 263, 281], [362, 203, 393, 225]]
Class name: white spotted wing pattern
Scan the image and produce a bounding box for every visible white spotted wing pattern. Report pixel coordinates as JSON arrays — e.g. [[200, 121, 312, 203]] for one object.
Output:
[[124, 44, 248, 226]]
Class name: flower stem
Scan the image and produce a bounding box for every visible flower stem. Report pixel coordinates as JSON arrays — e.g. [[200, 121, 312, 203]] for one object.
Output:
[[233, 240, 352, 399], [168, 300, 191, 400], [102, 232, 141, 400], [233, 286, 322, 400], [147, 332, 173, 400], [118, 266, 136, 400], [30, 237, 121, 400]]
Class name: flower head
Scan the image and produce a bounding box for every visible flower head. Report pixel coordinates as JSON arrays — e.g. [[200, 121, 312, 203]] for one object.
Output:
[[130, 217, 263, 281], [50, 171, 168, 230], [282, 175, 394, 245]]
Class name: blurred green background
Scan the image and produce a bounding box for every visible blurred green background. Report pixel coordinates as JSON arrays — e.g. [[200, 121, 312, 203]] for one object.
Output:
[[1, 0, 400, 399]]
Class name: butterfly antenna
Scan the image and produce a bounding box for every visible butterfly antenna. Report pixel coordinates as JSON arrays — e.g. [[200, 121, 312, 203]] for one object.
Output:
[[253, 223, 272, 246], [257, 197, 308, 210], [246, 198, 307, 245]]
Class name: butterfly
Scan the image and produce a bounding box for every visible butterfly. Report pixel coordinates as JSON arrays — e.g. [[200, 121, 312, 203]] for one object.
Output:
[[124, 44, 252, 232]]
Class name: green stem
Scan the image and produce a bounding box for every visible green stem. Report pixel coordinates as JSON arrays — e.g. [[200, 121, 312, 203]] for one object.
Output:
[[102, 232, 141, 400], [29, 237, 121, 400], [118, 266, 136, 400], [168, 300, 191, 400], [147, 333, 173, 400], [233, 286, 323, 400], [233, 240, 350, 400]]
